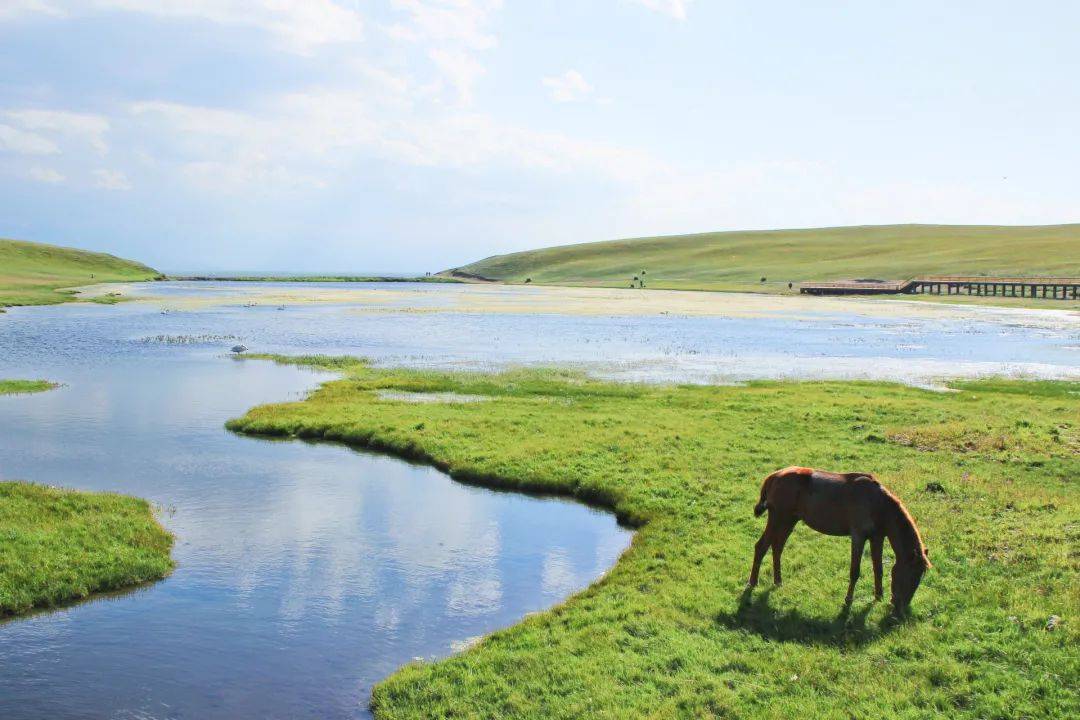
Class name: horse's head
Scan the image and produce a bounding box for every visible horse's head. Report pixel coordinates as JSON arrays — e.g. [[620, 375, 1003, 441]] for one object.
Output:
[[891, 547, 930, 612]]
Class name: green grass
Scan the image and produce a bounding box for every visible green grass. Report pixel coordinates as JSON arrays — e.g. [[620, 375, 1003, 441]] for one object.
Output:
[[227, 356, 1078, 719], [0, 237, 161, 307], [0, 379, 58, 395], [0, 481, 174, 616], [446, 223, 1080, 307]]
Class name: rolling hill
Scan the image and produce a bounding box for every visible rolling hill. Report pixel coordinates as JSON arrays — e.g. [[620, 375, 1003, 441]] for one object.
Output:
[[0, 238, 160, 307], [444, 224, 1080, 294]]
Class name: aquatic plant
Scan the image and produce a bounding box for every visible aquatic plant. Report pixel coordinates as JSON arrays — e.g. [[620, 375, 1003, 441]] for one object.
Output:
[[139, 334, 241, 344], [0, 379, 57, 395]]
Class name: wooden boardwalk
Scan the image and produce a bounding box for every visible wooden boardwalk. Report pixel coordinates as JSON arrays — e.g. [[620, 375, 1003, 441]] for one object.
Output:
[[799, 279, 914, 296], [909, 276, 1080, 299], [801, 276, 1080, 299]]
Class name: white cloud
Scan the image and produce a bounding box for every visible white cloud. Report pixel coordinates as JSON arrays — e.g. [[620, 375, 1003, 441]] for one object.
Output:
[[428, 48, 486, 104], [5, 109, 109, 154], [542, 70, 593, 103], [384, 0, 502, 50], [121, 83, 661, 194], [93, 168, 131, 190], [28, 166, 65, 183], [129, 101, 261, 139], [0, 1, 712, 216], [127, 97, 366, 191], [2, 0, 364, 52], [382, 1, 504, 108], [630, 0, 692, 20], [0, 1, 66, 20], [0, 124, 59, 155]]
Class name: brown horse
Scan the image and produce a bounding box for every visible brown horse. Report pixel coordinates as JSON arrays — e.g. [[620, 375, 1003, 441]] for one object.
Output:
[[747, 466, 930, 612]]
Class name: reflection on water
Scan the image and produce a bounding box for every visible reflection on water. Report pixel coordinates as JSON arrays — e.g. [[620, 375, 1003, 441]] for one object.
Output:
[[0, 308, 631, 720], [0, 281, 1076, 718]]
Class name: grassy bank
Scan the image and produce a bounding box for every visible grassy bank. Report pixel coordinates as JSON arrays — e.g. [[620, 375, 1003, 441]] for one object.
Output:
[[0, 379, 57, 395], [0, 481, 174, 616], [0, 237, 160, 307], [445, 223, 1080, 305], [228, 356, 1078, 719]]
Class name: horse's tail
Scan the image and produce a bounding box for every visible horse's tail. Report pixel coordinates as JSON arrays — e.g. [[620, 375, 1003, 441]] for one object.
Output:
[[753, 475, 772, 517]]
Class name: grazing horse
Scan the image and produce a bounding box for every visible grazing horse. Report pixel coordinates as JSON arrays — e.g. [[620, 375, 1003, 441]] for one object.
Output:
[[747, 466, 930, 611]]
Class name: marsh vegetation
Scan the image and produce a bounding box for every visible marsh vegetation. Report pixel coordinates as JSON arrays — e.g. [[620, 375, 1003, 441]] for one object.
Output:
[[0, 481, 174, 617]]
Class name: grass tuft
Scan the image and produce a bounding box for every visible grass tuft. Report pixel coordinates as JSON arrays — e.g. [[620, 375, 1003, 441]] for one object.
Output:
[[0, 379, 58, 395], [0, 481, 174, 617]]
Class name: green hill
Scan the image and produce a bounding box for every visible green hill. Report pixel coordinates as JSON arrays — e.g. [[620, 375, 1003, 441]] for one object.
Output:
[[445, 224, 1080, 294], [0, 238, 160, 307]]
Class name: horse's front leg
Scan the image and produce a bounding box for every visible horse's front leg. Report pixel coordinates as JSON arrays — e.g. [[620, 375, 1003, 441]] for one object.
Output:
[[845, 532, 867, 605], [870, 535, 884, 600]]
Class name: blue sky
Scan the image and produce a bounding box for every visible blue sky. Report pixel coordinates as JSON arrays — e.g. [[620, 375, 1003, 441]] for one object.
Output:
[[1, 1, 1077, 273]]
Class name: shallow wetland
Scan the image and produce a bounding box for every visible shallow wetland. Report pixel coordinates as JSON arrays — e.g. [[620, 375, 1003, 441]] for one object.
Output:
[[1, 280, 1077, 718]]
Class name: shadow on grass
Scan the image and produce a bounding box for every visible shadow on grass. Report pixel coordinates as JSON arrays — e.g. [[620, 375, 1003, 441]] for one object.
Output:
[[715, 587, 902, 647]]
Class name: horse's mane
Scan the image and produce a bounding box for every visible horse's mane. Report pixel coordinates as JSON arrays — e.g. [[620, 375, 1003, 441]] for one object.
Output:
[[879, 481, 930, 567]]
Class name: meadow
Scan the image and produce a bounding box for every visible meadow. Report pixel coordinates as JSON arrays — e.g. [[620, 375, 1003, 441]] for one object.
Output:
[[228, 356, 1078, 719], [0, 237, 160, 307], [447, 223, 1080, 308]]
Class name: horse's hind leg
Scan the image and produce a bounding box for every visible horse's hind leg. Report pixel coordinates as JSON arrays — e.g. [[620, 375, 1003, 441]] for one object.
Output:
[[845, 532, 867, 605], [771, 518, 797, 586], [747, 514, 778, 587], [870, 535, 884, 600]]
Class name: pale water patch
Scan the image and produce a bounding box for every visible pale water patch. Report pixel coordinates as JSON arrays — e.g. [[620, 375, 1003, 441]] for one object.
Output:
[[76, 280, 1080, 328], [376, 390, 492, 403]]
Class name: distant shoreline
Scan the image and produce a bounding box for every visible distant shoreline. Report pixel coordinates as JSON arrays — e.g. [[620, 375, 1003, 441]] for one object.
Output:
[[169, 275, 462, 284]]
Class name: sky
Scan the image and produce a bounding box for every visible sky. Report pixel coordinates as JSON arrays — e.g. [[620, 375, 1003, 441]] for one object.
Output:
[[1, 1, 1078, 273]]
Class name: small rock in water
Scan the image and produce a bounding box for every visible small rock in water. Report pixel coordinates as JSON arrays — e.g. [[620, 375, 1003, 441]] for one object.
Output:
[[1046, 615, 1060, 631], [231, 345, 248, 354]]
